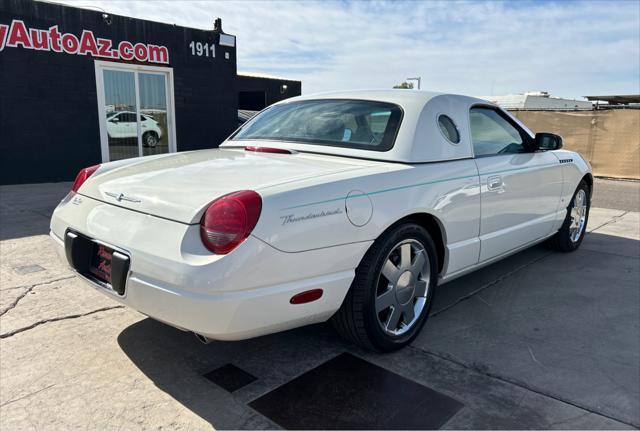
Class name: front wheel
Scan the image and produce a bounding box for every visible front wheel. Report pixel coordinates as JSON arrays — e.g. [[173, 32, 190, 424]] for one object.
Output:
[[548, 180, 591, 252], [331, 223, 438, 352]]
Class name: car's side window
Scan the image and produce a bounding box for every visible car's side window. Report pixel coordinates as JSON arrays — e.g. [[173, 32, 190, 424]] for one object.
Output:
[[470, 107, 526, 157], [120, 113, 137, 123]]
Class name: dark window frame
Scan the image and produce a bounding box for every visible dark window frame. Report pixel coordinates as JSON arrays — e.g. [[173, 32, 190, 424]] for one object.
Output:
[[469, 104, 535, 158], [230, 99, 405, 153], [118, 112, 137, 123]]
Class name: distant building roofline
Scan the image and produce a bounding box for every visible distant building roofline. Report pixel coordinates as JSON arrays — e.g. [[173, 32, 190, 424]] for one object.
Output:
[[480, 92, 593, 110], [584, 95, 640, 105], [36, 0, 235, 34], [238, 71, 300, 82]]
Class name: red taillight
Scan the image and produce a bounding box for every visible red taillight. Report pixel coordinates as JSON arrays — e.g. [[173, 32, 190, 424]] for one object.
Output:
[[200, 190, 262, 254], [71, 164, 100, 193], [245, 146, 294, 154]]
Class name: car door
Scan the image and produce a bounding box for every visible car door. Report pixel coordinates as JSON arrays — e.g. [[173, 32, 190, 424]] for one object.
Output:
[[119, 112, 138, 138], [470, 106, 563, 262]]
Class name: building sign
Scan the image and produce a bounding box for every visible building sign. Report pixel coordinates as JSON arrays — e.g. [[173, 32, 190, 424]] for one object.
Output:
[[0, 19, 169, 64]]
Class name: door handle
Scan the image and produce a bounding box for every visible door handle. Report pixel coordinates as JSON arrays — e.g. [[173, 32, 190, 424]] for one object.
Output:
[[487, 175, 503, 191]]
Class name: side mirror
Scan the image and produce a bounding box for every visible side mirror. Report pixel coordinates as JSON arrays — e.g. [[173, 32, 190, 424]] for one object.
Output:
[[535, 132, 563, 151]]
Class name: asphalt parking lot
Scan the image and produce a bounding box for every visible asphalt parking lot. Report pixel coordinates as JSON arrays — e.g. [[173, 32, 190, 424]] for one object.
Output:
[[1, 178, 638, 430]]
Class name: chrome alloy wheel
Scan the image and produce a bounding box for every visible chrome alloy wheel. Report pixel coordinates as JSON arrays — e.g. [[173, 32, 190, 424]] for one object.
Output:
[[569, 189, 587, 243], [375, 239, 430, 336]]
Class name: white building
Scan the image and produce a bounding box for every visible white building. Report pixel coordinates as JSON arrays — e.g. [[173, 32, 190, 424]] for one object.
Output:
[[481, 91, 593, 110]]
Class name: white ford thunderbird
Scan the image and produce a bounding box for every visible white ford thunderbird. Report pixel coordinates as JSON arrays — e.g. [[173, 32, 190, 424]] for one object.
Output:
[[51, 90, 592, 351]]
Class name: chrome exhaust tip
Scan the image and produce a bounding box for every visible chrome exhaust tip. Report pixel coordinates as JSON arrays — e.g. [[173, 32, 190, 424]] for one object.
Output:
[[194, 333, 213, 344]]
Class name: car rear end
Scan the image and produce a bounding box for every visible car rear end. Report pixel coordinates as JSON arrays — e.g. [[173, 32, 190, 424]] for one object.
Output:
[[49, 149, 374, 340]]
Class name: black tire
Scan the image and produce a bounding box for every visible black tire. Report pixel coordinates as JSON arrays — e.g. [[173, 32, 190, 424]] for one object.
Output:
[[547, 180, 591, 252], [143, 132, 159, 148], [331, 222, 438, 352]]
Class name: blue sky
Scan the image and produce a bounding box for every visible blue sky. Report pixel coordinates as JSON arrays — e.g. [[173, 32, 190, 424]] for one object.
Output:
[[55, 0, 640, 100]]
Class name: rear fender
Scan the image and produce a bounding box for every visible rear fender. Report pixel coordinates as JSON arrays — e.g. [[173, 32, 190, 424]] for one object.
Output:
[[253, 159, 480, 275]]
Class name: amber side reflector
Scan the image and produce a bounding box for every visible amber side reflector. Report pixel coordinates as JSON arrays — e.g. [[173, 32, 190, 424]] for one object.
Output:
[[290, 289, 323, 304]]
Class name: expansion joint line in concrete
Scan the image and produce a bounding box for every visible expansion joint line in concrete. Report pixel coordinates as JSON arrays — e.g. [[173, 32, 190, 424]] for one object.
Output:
[[0, 276, 76, 316], [410, 345, 638, 429], [589, 210, 629, 232], [430, 251, 553, 317], [0, 306, 124, 339]]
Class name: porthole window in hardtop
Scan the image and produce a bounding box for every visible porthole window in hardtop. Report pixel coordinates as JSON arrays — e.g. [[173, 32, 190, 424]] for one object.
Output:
[[438, 114, 460, 144]]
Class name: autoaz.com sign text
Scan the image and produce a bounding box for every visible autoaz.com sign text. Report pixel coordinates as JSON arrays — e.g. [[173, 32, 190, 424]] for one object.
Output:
[[0, 19, 169, 64]]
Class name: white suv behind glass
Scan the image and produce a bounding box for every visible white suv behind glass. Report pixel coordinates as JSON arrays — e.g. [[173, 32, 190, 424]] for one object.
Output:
[[106, 111, 163, 147]]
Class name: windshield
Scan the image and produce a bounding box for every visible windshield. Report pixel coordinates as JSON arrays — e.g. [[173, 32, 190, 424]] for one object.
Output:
[[232, 99, 403, 151]]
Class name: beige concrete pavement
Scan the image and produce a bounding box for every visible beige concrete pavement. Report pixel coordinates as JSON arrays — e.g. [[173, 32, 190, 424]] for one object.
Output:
[[1, 181, 638, 430]]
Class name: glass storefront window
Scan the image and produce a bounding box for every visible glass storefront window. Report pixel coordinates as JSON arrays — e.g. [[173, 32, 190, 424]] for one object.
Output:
[[97, 62, 175, 162], [139, 73, 168, 157], [103, 70, 139, 161]]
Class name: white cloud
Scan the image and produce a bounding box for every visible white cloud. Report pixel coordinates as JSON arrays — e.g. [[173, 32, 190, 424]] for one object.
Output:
[[51, 0, 639, 99]]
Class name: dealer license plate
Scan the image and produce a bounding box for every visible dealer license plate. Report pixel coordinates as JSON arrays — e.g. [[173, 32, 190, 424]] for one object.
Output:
[[89, 243, 114, 284]]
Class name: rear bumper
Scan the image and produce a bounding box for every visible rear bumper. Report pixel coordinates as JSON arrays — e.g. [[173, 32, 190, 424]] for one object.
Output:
[[49, 195, 371, 340]]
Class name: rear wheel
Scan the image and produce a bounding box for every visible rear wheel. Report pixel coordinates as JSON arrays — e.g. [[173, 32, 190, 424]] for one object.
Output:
[[331, 223, 438, 352], [548, 180, 590, 252]]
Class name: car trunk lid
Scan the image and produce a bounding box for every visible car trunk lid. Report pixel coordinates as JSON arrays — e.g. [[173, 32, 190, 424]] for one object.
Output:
[[79, 148, 373, 223]]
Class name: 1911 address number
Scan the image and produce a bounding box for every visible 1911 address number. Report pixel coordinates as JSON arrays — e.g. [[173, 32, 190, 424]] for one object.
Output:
[[189, 41, 215, 58]]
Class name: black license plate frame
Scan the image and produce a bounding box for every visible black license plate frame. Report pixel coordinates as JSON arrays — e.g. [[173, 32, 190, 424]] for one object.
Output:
[[65, 230, 130, 295]]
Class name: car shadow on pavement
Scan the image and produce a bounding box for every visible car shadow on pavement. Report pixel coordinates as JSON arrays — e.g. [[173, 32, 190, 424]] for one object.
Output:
[[117, 317, 351, 429], [116, 232, 639, 429]]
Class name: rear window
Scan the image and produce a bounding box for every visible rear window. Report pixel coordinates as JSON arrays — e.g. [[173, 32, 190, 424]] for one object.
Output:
[[232, 99, 403, 151]]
